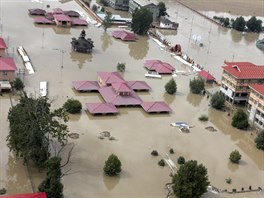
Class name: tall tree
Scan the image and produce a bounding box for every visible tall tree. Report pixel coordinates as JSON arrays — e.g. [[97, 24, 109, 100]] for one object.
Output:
[[246, 16, 262, 32], [210, 91, 225, 109], [103, 11, 112, 32], [189, 77, 204, 94], [13, 78, 24, 91], [231, 108, 249, 130], [7, 92, 69, 168], [255, 130, 264, 150], [232, 16, 246, 31], [104, 154, 122, 176], [158, 2, 167, 17], [131, 7, 153, 35], [165, 78, 177, 94], [172, 160, 209, 198]]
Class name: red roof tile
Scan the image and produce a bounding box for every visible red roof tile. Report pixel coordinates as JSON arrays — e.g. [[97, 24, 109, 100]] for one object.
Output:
[[222, 61, 264, 79], [97, 71, 125, 85], [53, 8, 64, 14], [34, 17, 54, 24], [0, 57, 17, 71], [71, 18, 88, 26], [1, 192, 47, 198], [112, 30, 137, 41], [144, 60, 175, 74], [28, 8, 46, 15], [249, 84, 264, 96], [72, 81, 99, 91], [141, 101, 172, 113], [0, 38, 7, 49], [126, 81, 151, 91], [99, 86, 142, 106], [86, 103, 118, 114], [53, 14, 71, 22], [198, 70, 215, 81], [112, 82, 131, 93]]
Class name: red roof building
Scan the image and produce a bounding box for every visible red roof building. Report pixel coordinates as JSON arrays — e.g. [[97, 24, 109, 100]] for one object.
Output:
[[97, 71, 125, 86], [112, 82, 131, 95], [64, 10, 80, 17], [112, 30, 137, 41], [198, 70, 215, 82], [141, 101, 172, 113], [72, 81, 100, 92], [144, 60, 175, 74], [28, 8, 46, 15], [53, 8, 64, 15], [71, 18, 88, 26], [0, 37, 7, 56], [86, 102, 118, 115], [0, 57, 17, 81], [34, 17, 55, 24], [0, 192, 47, 198], [126, 81, 151, 91], [53, 14, 71, 27]]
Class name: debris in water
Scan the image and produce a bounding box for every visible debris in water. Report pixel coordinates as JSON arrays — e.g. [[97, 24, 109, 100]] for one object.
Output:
[[68, 133, 80, 139], [205, 126, 217, 132]]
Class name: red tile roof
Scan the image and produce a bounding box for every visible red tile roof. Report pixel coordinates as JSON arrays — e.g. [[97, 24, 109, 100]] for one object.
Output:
[[53, 14, 71, 22], [86, 102, 118, 114], [72, 81, 100, 91], [28, 8, 46, 15], [97, 71, 125, 85], [141, 101, 172, 113], [112, 30, 137, 41], [0, 57, 17, 71], [71, 18, 88, 26], [198, 70, 215, 81], [0, 38, 7, 49], [112, 82, 131, 93], [53, 8, 64, 14], [223, 61, 264, 79], [126, 81, 151, 91], [1, 192, 47, 198], [99, 86, 142, 106], [249, 84, 264, 96], [34, 17, 54, 24], [144, 60, 175, 74]]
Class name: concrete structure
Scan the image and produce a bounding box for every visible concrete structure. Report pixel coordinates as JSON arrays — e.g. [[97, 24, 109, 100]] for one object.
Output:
[[0, 38, 7, 56], [159, 17, 178, 30], [0, 57, 17, 81], [129, 0, 159, 21], [106, 0, 129, 11], [220, 61, 264, 104], [248, 84, 264, 129]]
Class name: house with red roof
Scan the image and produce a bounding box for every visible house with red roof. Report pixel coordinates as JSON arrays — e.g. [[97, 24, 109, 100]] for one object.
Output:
[[72, 81, 100, 92], [144, 60, 175, 74], [97, 71, 125, 86], [112, 30, 137, 41], [0, 37, 7, 56], [220, 61, 264, 104], [85, 102, 118, 115], [0, 192, 46, 198], [0, 57, 17, 81], [247, 84, 264, 129], [53, 14, 71, 27], [141, 101, 172, 113], [198, 70, 215, 83]]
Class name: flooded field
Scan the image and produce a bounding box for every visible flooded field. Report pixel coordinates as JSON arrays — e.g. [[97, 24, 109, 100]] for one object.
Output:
[[0, 0, 263, 198]]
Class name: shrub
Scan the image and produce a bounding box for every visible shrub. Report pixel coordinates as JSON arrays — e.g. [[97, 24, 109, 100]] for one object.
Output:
[[165, 78, 177, 94], [151, 150, 158, 156], [158, 159, 165, 166], [225, 178, 232, 184], [231, 109, 249, 130], [177, 156, 185, 165], [92, 4, 98, 12], [101, 7, 105, 12], [199, 114, 208, 121], [104, 154, 122, 176], [255, 130, 264, 150], [189, 77, 204, 94], [63, 99, 82, 114], [13, 78, 24, 91], [229, 150, 241, 164], [116, 63, 126, 72], [210, 91, 225, 109], [0, 188, 6, 195], [169, 148, 174, 154]]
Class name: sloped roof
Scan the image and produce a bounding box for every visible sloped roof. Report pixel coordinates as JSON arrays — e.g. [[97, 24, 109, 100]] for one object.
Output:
[[112, 82, 131, 93], [53, 14, 71, 22], [1, 192, 47, 198], [53, 8, 64, 14], [34, 17, 54, 24], [112, 30, 137, 41], [0, 38, 7, 49], [86, 102, 118, 114], [0, 57, 17, 71], [72, 81, 99, 91], [97, 71, 125, 85], [64, 10, 80, 17], [144, 60, 175, 74], [99, 86, 142, 106], [198, 70, 215, 81], [249, 84, 264, 96], [71, 18, 88, 26], [126, 81, 151, 91], [222, 61, 264, 79], [28, 8, 46, 15], [141, 101, 172, 113]]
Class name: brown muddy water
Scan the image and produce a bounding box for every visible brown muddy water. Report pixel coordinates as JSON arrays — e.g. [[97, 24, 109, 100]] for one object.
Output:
[[0, 0, 263, 198]]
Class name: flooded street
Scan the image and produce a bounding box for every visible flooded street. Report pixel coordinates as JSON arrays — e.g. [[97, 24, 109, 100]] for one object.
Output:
[[0, 0, 263, 197]]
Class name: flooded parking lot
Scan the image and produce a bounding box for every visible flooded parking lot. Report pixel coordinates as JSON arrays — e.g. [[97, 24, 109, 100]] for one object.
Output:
[[0, 0, 263, 197]]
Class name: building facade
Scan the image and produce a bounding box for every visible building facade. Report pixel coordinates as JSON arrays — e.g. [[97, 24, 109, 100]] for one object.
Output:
[[106, 0, 129, 11], [248, 84, 264, 129], [129, 0, 159, 21], [220, 62, 264, 104], [0, 57, 17, 81]]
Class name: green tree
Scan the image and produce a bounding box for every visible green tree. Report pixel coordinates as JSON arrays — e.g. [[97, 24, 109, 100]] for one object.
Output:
[[116, 63, 126, 72], [103, 11, 112, 31], [63, 98, 82, 114], [177, 156, 185, 165], [38, 157, 63, 198], [158, 2, 167, 17], [232, 16, 246, 31], [210, 91, 225, 109], [131, 7, 153, 35], [165, 78, 177, 94], [104, 154, 122, 176], [229, 150, 241, 164], [246, 16, 262, 32], [255, 130, 264, 150], [13, 78, 24, 91], [7, 93, 69, 168], [189, 77, 204, 94], [172, 160, 209, 198], [223, 17, 230, 27], [92, 4, 98, 12], [231, 109, 249, 130]]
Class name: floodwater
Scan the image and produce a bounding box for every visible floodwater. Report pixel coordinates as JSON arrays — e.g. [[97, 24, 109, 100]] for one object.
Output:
[[0, 0, 263, 198]]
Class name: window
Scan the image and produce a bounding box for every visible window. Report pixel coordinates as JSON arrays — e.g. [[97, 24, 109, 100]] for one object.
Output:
[[3, 71, 7, 76]]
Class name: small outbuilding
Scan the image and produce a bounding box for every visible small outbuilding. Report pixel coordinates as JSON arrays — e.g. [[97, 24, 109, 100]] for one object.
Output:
[[144, 60, 175, 74], [71, 30, 94, 53], [28, 8, 46, 15], [112, 30, 137, 41], [0, 37, 7, 56], [72, 80, 100, 92], [141, 101, 172, 113], [86, 102, 118, 115], [198, 70, 215, 83]]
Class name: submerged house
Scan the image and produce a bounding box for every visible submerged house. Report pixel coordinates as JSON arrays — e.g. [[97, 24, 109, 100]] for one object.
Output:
[[0, 38, 7, 56], [71, 30, 94, 53], [0, 57, 17, 81], [159, 17, 179, 30], [53, 14, 71, 27]]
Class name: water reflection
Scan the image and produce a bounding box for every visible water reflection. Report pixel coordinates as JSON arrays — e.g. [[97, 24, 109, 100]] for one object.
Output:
[[243, 33, 259, 44], [128, 36, 149, 60], [103, 175, 120, 191], [52, 26, 71, 35], [230, 29, 243, 43], [163, 92, 176, 105], [227, 162, 239, 172], [68, 113, 81, 122], [186, 92, 203, 107], [100, 32, 113, 52], [69, 51, 93, 69]]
